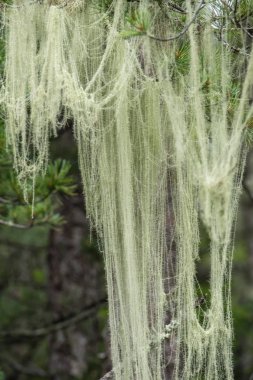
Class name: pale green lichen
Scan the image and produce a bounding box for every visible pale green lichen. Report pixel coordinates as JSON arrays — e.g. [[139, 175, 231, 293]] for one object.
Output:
[[2, 1, 253, 379]]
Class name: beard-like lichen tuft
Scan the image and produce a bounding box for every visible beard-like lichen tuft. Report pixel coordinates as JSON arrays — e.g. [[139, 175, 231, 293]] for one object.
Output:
[[2, 1, 253, 379]]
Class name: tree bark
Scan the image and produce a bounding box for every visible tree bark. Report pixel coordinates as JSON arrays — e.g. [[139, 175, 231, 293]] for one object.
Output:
[[47, 191, 108, 379]]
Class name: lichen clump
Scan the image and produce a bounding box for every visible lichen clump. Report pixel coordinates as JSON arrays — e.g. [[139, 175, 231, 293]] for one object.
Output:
[[2, 1, 253, 379]]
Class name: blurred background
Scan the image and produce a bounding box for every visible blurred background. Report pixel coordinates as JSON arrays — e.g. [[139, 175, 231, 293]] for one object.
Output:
[[0, 128, 111, 380], [0, 121, 252, 380]]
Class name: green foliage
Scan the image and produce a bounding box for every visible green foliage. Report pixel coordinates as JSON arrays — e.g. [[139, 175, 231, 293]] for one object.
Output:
[[237, 0, 253, 17], [173, 41, 190, 75], [38, 159, 77, 197], [0, 120, 77, 228], [120, 9, 151, 39]]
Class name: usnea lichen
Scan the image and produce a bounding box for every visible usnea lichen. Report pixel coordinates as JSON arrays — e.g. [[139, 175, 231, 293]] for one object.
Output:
[[2, 1, 253, 379]]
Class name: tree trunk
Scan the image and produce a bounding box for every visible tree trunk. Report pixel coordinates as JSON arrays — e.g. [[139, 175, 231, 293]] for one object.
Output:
[[47, 192, 109, 379]]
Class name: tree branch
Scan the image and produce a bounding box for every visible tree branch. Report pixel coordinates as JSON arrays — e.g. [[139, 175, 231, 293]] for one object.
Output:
[[0, 297, 107, 343], [216, 34, 250, 57], [220, 0, 253, 39], [162, 0, 187, 15], [0, 187, 55, 206], [0, 218, 34, 229], [0, 213, 62, 229], [148, 0, 205, 42]]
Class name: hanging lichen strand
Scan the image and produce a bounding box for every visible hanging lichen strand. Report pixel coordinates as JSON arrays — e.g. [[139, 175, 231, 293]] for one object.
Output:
[[2, 1, 253, 379], [75, 7, 169, 379], [3, 1, 82, 200], [162, 18, 253, 380]]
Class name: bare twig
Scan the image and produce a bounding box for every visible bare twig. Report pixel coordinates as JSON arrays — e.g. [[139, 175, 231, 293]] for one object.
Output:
[[0, 297, 107, 342], [163, 0, 187, 14], [216, 34, 250, 57], [220, 0, 253, 39], [234, 17, 253, 39], [148, 0, 205, 42], [234, 0, 238, 17], [0, 210, 63, 229]]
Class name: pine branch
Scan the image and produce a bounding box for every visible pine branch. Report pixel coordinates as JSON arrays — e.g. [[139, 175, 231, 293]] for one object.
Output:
[[0, 218, 34, 229], [148, 0, 205, 42], [0, 189, 54, 205], [0, 216, 61, 229]]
